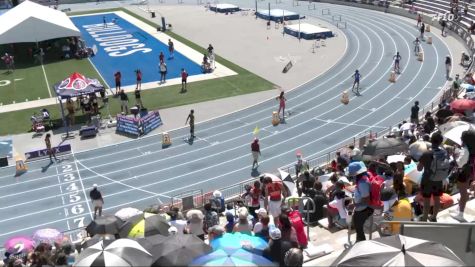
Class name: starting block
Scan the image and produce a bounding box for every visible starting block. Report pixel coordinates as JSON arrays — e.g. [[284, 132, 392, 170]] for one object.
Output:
[[389, 71, 396, 82], [15, 155, 27, 176], [427, 36, 432, 44], [340, 90, 349, 105], [162, 132, 171, 147], [418, 51, 424, 61], [272, 111, 280, 126], [425, 24, 431, 32]]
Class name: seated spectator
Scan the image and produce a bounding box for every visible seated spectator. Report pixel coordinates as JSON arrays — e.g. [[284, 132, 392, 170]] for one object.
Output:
[[297, 170, 315, 197], [55, 252, 68, 267], [381, 188, 413, 235], [225, 212, 235, 233], [254, 214, 270, 242], [284, 248, 304, 267], [311, 181, 328, 222], [168, 207, 187, 234], [328, 181, 349, 229], [203, 203, 219, 233], [263, 227, 293, 266], [186, 209, 205, 240], [210, 190, 225, 213], [278, 213, 298, 247], [208, 225, 225, 242], [233, 207, 253, 235]]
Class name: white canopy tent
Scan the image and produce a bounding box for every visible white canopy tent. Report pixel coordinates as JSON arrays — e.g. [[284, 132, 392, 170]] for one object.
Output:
[[0, 0, 80, 44]]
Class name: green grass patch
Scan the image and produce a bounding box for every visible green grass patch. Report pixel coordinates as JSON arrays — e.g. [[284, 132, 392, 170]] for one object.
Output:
[[0, 7, 275, 136]]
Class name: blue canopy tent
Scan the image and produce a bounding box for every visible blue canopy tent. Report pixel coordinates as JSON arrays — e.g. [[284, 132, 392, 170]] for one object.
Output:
[[54, 72, 105, 139]]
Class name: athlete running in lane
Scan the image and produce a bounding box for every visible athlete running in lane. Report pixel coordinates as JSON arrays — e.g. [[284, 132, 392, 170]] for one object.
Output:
[[352, 69, 361, 95], [393, 52, 402, 73], [413, 37, 421, 55]]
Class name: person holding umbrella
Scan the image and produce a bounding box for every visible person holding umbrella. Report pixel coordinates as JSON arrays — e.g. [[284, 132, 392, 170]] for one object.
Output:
[[89, 184, 104, 219]]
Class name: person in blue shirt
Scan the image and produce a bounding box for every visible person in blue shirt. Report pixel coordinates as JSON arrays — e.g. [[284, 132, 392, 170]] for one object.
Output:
[[352, 70, 361, 95], [348, 161, 374, 242]]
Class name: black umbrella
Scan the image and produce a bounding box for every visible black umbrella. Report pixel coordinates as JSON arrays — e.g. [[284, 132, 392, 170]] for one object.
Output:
[[332, 234, 465, 267], [81, 234, 116, 250], [74, 239, 153, 267], [435, 108, 454, 121], [151, 234, 212, 266], [362, 138, 408, 158], [119, 212, 170, 238], [86, 215, 123, 236]]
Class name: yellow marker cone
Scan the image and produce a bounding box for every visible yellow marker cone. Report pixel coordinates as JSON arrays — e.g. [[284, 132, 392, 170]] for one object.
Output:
[[253, 125, 260, 135]]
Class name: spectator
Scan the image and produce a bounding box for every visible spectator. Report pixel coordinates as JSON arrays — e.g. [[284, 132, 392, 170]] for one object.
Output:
[[159, 61, 167, 83], [254, 213, 271, 241], [233, 207, 253, 235], [134, 88, 143, 109], [348, 161, 374, 242], [410, 101, 420, 125], [225, 212, 235, 233], [446, 55, 452, 80], [423, 112, 436, 134], [208, 225, 225, 242], [328, 183, 349, 229], [381, 188, 413, 235], [66, 98, 75, 126], [119, 89, 128, 114], [186, 210, 205, 240], [55, 252, 68, 267], [285, 206, 308, 249], [348, 145, 362, 161], [297, 170, 315, 197], [89, 184, 103, 219], [295, 151, 309, 178], [278, 213, 298, 247], [203, 203, 219, 233], [284, 248, 303, 267], [417, 132, 449, 222], [181, 68, 188, 93], [310, 181, 328, 222], [169, 207, 187, 234], [210, 190, 224, 213], [263, 227, 293, 266]]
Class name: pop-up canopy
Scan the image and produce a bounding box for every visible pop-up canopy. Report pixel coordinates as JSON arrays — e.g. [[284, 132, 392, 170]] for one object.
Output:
[[54, 72, 105, 99], [0, 0, 80, 44]]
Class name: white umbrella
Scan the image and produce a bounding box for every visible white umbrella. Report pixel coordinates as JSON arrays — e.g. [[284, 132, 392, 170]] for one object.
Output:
[[387, 154, 406, 164], [409, 141, 430, 161], [399, 122, 414, 132], [115, 208, 143, 221], [332, 234, 465, 266], [443, 124, 475, 145], [278, 169, 296, 196], [438, 121, 470, 134]]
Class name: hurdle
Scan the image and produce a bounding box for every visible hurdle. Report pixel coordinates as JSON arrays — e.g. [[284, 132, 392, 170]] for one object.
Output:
[[321, 8, 330, 15], [332, 15, 341, 22], [337, 21, 347, 29]]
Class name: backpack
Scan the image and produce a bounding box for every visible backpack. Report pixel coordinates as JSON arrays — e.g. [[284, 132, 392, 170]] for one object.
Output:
[[357, 175, 383, 209], [429, 148, 451, 181]]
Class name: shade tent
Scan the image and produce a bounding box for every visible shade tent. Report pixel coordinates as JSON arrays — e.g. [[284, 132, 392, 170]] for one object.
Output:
[[0, 0, 80, 44], [55, 72, 105, 99]]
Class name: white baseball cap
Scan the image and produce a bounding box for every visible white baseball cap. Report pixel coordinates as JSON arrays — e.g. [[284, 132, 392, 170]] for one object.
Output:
[[93, 184, 98, 188]]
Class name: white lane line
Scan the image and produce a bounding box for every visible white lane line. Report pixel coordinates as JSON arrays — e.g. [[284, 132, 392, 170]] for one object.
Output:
[[0, 25, 373, 198], [55, 164, 66, 206], [312, 118, 388, 129], [41, 62, 52, 98], [0, 10, 443, 230], [72, 149, 94, 221]]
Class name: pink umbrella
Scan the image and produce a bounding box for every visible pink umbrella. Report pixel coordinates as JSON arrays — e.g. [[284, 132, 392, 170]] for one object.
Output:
[[32, 228, 63, 245], [4, 236, 36, 254]]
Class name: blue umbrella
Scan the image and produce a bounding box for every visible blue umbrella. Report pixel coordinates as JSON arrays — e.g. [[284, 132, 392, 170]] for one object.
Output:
[[210, 233, 267, 254], [190, 248, 275, 266]]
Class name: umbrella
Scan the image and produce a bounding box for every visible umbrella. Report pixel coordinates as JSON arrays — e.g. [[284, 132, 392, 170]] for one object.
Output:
[[399, 122, 414, 132], [32, 228, 63, 245], [261, 173, 283, 184], [332, 234, 465, 266], [74, 239, 153, 267], [151, 234, 212, 266], [210, 233, 267, 255], [409, 140, 431, 161], [115, 207, 143, 221], [443, 124, 475, 145], [461, 83, 474, 92], [438, 120, 470, 134], [362, 138, 409, 158], [81, 234, 116, 250], [450, 98, 475, 112], [86, 215, 123, 236], [278, 169, 296, 196], [435, 109, 454, 120], [119, 212, 170, 238], [190, 248, 275, 266], [54, 72, 105, 99], [4, 236, 36, 254], [387, 154, 406, 164], [404, 162, 422, 184]]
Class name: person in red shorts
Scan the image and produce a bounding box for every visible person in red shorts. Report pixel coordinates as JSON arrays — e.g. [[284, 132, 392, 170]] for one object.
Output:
[[135, 69, 142, 90]]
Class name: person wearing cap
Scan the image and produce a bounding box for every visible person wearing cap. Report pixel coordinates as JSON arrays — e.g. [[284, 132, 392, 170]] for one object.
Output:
[[251, 138, 261, 169], [262, 227, 294, 266], [89, 184, 104, 219], [348, 161, 374, 242], [210, 190, 224, 213]]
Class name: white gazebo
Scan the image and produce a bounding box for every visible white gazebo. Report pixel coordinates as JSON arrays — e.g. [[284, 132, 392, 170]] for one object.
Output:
[[0, 0, 80, 44]]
